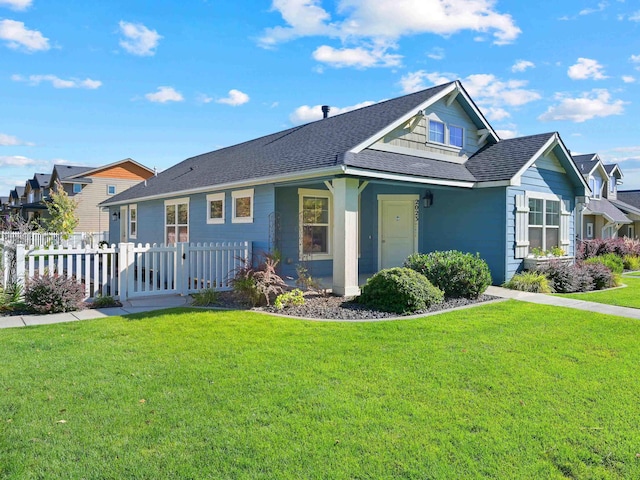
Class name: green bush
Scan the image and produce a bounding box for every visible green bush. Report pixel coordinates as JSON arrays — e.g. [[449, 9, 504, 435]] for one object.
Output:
[[25, 274, 85, 314], [503, 271, 552, 293], [404, 250, 492, 298], [191, 288, 220, 306], [274, 289, 305, 310], [358, 267, 444, 314], [91, 294, 119, 308], [585, 253, 624, 275], [623, 254, 640, 271]]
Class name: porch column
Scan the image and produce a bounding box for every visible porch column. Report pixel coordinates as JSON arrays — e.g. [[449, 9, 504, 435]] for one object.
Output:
[[332, 177, 360, 296]]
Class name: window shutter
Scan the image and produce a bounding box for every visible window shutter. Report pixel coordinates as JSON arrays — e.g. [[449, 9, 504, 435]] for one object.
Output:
[[515, 194, 529, 258], [560, 200, 571, 247]]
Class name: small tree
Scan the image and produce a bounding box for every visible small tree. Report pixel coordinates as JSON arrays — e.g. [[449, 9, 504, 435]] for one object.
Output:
[[44, 179, 79, 239]]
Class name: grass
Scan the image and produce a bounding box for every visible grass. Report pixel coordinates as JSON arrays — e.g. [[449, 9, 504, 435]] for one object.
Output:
[[1, 302, 640, 479], [558, 276, 640, 309]]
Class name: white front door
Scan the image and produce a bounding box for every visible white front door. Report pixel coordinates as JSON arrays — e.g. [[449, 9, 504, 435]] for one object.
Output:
[[378, 195, 418, 270], [119, 206, 128, 242]]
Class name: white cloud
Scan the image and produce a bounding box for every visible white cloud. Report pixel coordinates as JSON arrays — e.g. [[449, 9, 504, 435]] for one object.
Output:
[[399, 70, 541, 121], [0, 0, 32, 10], [579, 2, 607, 15], [0, 133, 32, 146], [567, 58, 608, 80], [622, 75, 636, 83], [260, 0, 521, 69], [511, 59, 535, 73], [427, 47, 445, 60], [312, 44, 401, 68], [0, 155, 37, 167], [290, 100, 377, 124], [0, 19, 49, 52], [145, 86, 184, 103], [196, 93, 214, 104], [538, 89, 626, 123], [629, 10, 640, 21], [496, 128, 518, 139], [216, 89, 250, 106], [118, 21, 162, 56], [12, 74, 102, 89]]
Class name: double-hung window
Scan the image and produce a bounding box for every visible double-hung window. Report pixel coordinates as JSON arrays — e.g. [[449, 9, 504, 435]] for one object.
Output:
[[165, 198, 189, 244], [206, 193, 225, 224], [609, 175, 616, 194], [589, 176, 602, 199], [299, 188, 332, 259], [232, 189, 253, 223], [449, 125, 464, 148], [428, 119, 464, 148], [129, 204, 137, 239], [528, 197, 560, 252]]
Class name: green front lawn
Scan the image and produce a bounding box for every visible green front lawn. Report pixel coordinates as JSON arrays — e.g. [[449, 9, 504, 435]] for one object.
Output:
[[558, 276, 640, 309], [1, 303, 639, 479]]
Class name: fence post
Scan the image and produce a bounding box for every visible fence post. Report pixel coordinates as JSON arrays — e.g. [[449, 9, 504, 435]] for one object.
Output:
[[117, 243, 129, 301], [15, 244, 25, 295], [176, 242, 189, 296]]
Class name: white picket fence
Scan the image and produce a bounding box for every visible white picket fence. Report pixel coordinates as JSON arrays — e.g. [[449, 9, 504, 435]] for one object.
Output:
[[11, 241, 251, 300], [0, 231, 108, 248]]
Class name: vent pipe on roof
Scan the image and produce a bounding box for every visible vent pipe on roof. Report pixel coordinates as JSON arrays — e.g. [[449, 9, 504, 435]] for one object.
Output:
[[321, 105, 330, 119]]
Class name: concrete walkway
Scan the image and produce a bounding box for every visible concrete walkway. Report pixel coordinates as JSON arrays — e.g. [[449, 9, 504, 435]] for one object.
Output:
[[0, 295, 192, 329], [2, 286, 640, 329], [486, 285, 640, 320]]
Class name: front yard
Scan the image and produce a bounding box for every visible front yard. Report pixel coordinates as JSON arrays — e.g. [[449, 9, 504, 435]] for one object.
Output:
[[558, 276, 640, 309], [1, 302, 639, 479]]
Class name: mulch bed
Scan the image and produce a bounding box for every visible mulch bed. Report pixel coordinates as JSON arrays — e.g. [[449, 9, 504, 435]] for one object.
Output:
[[214, 291, 500, 320]]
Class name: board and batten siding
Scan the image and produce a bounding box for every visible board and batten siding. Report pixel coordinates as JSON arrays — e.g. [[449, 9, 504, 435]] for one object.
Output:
[[506, 162, 577, 281], [374, 97, 484, 160], [110, 185, 274, 257]]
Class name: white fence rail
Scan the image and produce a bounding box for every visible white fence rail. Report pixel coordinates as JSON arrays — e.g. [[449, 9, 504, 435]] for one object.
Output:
[[0, 231, 108, 248], [11, 241, 251, 300]]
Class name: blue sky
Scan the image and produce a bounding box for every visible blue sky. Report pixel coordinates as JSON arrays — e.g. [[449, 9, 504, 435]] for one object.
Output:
[[2, 0, 640, 195]]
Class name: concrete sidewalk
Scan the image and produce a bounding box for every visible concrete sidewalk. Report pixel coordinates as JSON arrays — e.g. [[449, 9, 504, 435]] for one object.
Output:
[[0, 294, 192, 329], [486, 285, 640, 320]]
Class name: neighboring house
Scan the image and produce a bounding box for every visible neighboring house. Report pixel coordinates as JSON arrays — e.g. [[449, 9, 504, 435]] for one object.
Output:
[[0, 196, 9, 223], [50, 159, 155, 234], [21, 173, 51, 223], [102, 80, 589, 293], [616, 190, 640, 239], [572, 154, 636, 239], [8, 186, 25, 214]]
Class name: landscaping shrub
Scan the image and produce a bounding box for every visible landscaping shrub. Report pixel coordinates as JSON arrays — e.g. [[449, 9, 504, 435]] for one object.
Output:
[[404, 250, 492, 298], [582, 262, 616, 290], [274, 289, 305, 310], [231, 255, 287, 307], [358, 267, 444, 314], [0, 283, 24, 313], [25, 274, 85, 313], [503, 271, 552, 293], [91, 294, 119, 308], [191, 288, 220, 306], [577, 237, 640, 260], [623, 254, 640, 271], [584, 253, 624, 275], [535, 260, 594, 293]]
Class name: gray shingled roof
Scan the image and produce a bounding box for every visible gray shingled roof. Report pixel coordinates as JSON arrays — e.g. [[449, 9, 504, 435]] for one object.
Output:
[[603, 164, 619, 175], [34, 173, 51, 188], [585, 198, 631, 224], [610, 198, 640, 217], [54, 165, 94, 181], [465, 133, 555, 182], [572, 155, 599, 175], [103, 83, 460, 204], [343, 149, 477, 182], [618, 190, 640, 209]]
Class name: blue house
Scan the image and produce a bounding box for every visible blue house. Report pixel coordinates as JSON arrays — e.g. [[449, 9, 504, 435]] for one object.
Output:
[[102, 81, 589, 295]]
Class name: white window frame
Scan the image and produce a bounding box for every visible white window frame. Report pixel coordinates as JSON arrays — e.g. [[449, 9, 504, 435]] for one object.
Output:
[[426, 116, 464, 151], [164, 197, 190, 244], [589, 176, 602, 199], [206, 192, 225, 225], [107, 185, 116, 195], [72, 183, 82, 194], [231, 189, 254, 224], [628, 225, 635, 239], [586, 222, 594, 239], [428, 119, 445, 144], [298, 188, 332, 261], [609, 175, 616, 194], [129, 204, 137, 239], [527, 192, 562, 253]]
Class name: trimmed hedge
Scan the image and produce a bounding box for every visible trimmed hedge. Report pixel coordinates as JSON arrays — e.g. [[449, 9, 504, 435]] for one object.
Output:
[[358, 267, 444, 314], [404, 250, 491, 298]]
